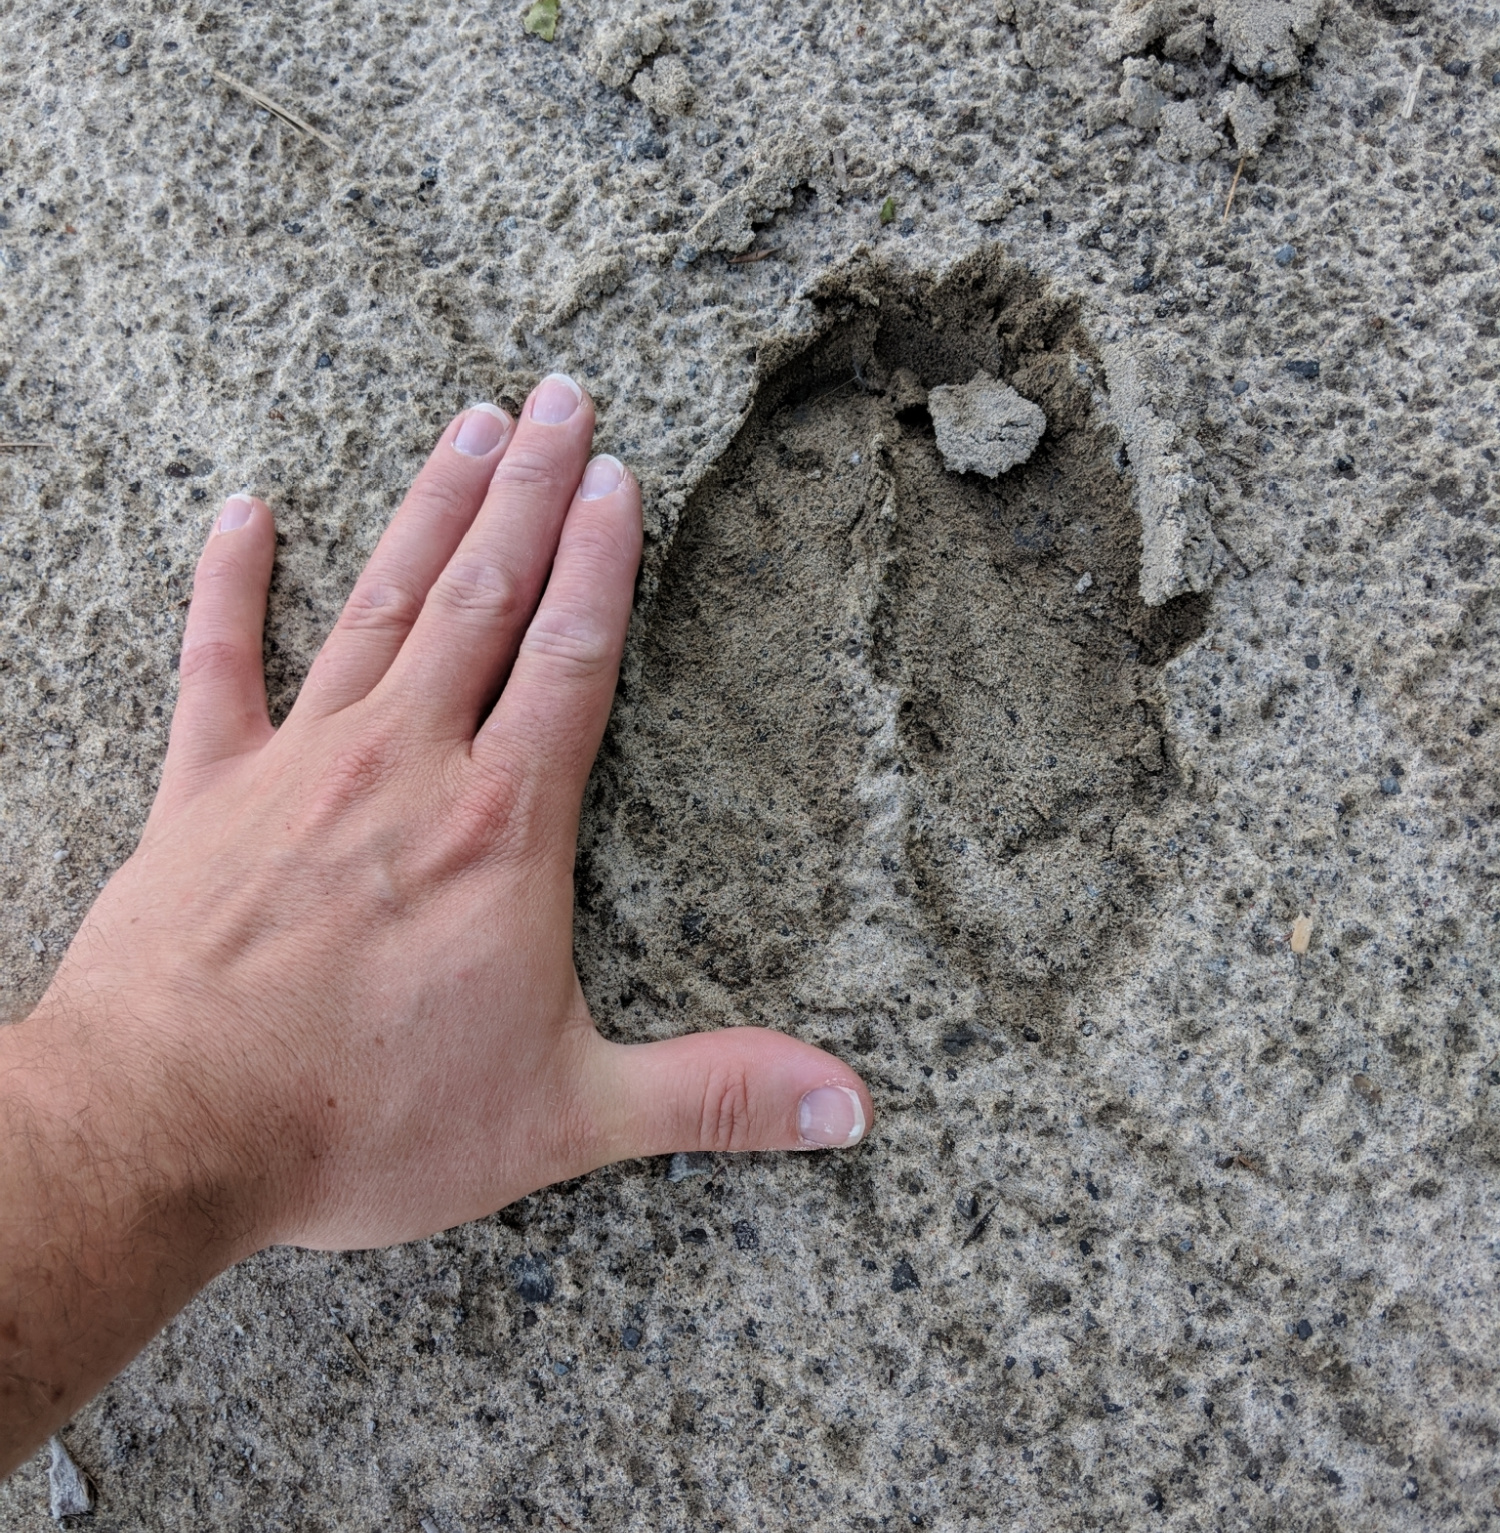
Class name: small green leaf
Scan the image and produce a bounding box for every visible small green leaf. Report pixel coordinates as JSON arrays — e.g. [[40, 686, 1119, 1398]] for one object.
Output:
[[523, 0, 559, 40], [879, 196, 897, 226]]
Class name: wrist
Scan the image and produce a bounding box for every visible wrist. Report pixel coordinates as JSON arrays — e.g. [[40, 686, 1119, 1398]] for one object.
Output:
[[11, 985, 279, 1267], [0, 992, 277, 1473]]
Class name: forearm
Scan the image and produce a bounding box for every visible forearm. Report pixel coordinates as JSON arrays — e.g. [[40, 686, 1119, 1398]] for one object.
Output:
[[0, 1002, 255, 1476]]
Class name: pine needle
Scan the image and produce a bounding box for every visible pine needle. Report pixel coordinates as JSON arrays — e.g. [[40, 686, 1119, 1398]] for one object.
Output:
[[1401, 63, 1423, 120], [211, 69, 346, 156], [0, 441, 51, 451], [1222, 156, 1245, 224]]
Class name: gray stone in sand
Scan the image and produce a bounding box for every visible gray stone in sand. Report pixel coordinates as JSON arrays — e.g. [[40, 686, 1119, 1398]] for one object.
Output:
[[47, 1437, 93, 1520], [927, 372, 1046, 478]]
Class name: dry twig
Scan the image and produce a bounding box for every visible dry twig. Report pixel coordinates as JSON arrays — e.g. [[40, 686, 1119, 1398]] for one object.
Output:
[[211, 69, 346, 155], [0, 442, 50, 451], [727, 245, 781, 265], [1222, 156, 1245, 224]]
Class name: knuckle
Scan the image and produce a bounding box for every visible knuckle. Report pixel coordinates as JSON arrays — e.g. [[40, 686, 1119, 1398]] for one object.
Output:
[[193, 549, 250, 594], [453, 751, 531, 847], [421, 457, 490, 507], [304, 728, 406, 821], [430, 558, 527, 623], [178, 636, 246, 686], [489, 442, 566, 491], [698, 1065, 756, 1154], [338, 574, 426, 637], [520, 609, 613, 679]]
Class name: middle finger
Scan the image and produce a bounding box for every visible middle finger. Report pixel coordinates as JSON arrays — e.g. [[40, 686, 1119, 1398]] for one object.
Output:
[[380, 373, 596, 736]]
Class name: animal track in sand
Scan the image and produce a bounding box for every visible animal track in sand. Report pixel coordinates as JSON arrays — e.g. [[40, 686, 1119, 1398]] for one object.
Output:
[[579, 251, 1208, 1044]]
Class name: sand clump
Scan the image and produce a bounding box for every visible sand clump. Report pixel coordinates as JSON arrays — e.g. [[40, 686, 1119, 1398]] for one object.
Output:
[[927, 371, 1047, 478]]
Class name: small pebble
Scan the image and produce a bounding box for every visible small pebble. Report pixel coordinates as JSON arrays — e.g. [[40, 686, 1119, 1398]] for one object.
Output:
[[667, 1151, 711, 1182], [315, 352, 333, 370], [621, 1326, 642, 1350], [1274, 243, 1296, 266], [510, 1254, 553, 1305], [1296, 1318, 1313, 1340], [1285, 359, 1320, 379], [1290, 915, 1313, 955], [48, 1437, 93, 1519], [1075, 571, 1093, 594], [1379, 775, 1401, 795], [1231, 379, 1249, 395], [112, 29, 130, 46], [1131, 272, 1152, 292]]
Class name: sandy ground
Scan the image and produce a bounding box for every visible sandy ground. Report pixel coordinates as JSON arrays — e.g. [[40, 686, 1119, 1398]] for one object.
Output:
[[2, 0, 1498, 1527]]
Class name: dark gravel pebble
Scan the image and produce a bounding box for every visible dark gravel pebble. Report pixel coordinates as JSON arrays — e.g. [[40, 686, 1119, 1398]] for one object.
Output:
[[315, 352, 333, 369], [891, 1258, 921, 1293], [511, 1255, 553, 1305], [1379, 775, 1401, 795], [1285, 359, 1321, 379], [1274, 243, 1296, 266], [621, 1326, 641, 1351], [1296, 1318, 1313, 1340]]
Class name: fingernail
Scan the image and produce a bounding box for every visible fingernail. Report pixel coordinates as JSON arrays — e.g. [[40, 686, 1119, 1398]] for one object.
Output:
[[530, 372, 583, 425], [797, 1086, 866, 1149], [579, 454, 625, 501], [216, 496, 254, 534], [453, 403, 511, 457]]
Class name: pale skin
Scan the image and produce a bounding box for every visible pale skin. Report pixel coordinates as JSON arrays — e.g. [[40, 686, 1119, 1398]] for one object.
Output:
[[0, 373, 871, 1476]]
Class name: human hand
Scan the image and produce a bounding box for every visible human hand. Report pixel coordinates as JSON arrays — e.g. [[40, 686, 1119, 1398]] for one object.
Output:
[[1, 375, 869, 1464]]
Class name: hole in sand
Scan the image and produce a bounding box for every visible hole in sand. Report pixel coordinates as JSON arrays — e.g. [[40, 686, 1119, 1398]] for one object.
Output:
[[579, 251, 1207, 1044]]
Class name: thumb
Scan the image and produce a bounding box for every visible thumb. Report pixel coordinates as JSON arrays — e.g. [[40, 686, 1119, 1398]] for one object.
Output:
[[584, 1027, 872, 1161]]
